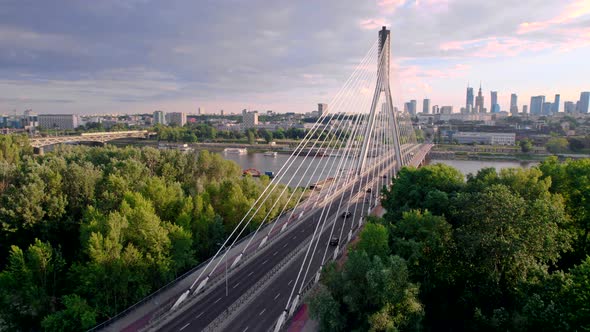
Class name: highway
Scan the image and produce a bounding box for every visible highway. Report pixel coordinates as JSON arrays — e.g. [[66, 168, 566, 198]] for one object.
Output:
[[158, 162, 391, 332]]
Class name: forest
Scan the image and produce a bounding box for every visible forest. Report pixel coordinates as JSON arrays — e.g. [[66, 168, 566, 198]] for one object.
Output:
[[0, 135, 300, 331], [309, 159, 590, 331]]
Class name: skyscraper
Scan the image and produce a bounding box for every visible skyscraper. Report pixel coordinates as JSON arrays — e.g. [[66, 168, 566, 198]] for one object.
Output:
[[318, 103, 328, 117], [423, 98, 431, 114], [564, 101, 575, 113], [579, 92, 590, 113], [410, 100, 417, 116], [490, 91, 499, 113], [523, 105, 528, 114], [510, 93, 518, 114], [466, 86, 474, 113], [543, 102, 553, 115], [530, 96, 545, 115], [475, 84, 484, 113], [552, 94, 560, 113]]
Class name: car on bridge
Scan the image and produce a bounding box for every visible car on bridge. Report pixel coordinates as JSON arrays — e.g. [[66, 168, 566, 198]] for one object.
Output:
[[341, 211, 351, 218], [329, 237, 339, 246], [366, 188, 372, 193]]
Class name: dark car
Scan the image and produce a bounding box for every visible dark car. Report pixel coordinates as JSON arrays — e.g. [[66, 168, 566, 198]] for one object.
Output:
[[329, 237, 339, 246], [341, 211, 351, 218], [366, 188, 372, 193], [382, 174, 387, 178]]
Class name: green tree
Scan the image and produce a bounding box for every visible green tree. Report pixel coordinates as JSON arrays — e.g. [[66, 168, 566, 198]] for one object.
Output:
[[308, 284, 345, 332], [41, 294, 97, 332], [519, 139, 533, 153], [546, 137, 569, 154], [356, 222, 389, 261]]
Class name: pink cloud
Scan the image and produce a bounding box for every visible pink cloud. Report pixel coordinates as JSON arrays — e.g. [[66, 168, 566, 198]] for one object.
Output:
[[359, 18, 389, 30], [440, 37, 552, 58], [377, 0, 406, 13], [518, 0, 590, 34]]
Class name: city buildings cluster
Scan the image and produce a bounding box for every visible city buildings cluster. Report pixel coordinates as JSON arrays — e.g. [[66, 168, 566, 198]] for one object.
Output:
[[404, 84, 590, 117]]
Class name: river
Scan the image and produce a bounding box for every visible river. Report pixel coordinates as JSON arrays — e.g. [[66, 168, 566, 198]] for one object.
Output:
[[221, 152, 537, 185]]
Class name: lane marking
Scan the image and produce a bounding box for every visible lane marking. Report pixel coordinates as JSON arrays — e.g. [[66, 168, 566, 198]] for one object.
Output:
[[247, 271, 254, 277], [259, 308, 266, 316], [274, 292, 281, 300], [292, 236, 297, 240], [288, 279, 293, 286], [180, 323, 190, 331], [233, 281, 241, 289], [273, 251, 278, 256], [243, 327, 249, 332], [283, 243, 288, 248], [196, 312, 204, 319], [214, 297, 222, 304], [262, 259, 268, 265]]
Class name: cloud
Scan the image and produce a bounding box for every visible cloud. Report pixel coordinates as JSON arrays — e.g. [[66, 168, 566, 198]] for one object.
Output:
[[360, 18, 389, 30]]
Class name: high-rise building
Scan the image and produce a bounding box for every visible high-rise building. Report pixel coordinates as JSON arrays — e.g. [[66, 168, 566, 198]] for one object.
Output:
[[475, 84, 484, 113], [166, 112, 186, 127], [242, 109, 259, 129], [432, 105, 439, 114], [466, 86, 474, 113], [552, 94, 560, 113], [153, 110, 166, 124], [579, 92, 590, 113], [530, 96, 545, 115], [404, 102, 411, 114], [523, 105, 528, 113], [423, 98, 430, 114], [510, 93, 518, 114], [38, 114, 79, 130], [440, 106, 453, 114], [564, 101, 575, 113], [490, 91, 499, 113], [220, 110, 225, 116], [543, 102, 553, 115], [318, 103, 328, 117], [410, 100, 417, 116], [198, 107, 205, 115]]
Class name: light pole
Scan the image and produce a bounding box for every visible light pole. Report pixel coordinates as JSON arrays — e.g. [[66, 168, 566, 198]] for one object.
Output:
[[218, 242, 229, 296]]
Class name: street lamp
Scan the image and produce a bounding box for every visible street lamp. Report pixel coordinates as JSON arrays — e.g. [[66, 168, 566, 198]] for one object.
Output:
[[217, 242, 229, 296]]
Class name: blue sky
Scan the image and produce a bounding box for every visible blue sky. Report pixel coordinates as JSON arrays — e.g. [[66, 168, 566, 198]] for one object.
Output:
[[0, 0, 589, 114]]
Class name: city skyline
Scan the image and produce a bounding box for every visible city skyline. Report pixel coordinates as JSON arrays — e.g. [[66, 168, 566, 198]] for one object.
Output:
[[1, 0, 589, 114]]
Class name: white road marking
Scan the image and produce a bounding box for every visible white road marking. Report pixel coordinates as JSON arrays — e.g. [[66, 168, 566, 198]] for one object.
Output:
[[283, 243, 288, 248], [196, 312, 204, 319], [247, 271, 254, 277], [288, 279, 293, 286], [233, 281, 241, 289], [259, 308, 266, 316], [273, 251, 278, 256], [292, 236, 297, 240], [274, 292, 281, 300], [214, 297, 222, 304], [243, 327, 249, 332], [262, 259, 268, 265], [180, 323, 190, 331]]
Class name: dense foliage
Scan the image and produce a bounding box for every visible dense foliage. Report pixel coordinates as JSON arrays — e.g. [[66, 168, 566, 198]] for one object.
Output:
[[310, 161, 590, 331], [0, 135, 301, 331]]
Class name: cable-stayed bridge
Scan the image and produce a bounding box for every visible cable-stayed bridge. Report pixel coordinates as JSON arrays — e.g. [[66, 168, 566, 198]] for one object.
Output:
[[96, 26, 432, 332]]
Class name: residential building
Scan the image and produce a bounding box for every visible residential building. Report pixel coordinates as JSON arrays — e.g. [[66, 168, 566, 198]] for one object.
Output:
[[318, 103, 328, 117], [242, 109, 259, 129], [38, 114, 79, 130], [440, 106, 453, 114], [543, 102, 553, 115], [432, 105, 439, 114], [490, 91, 498, 113], [153, 110, 166, 125], [166, 112, 186, 127], [523, 105, 528, 113]]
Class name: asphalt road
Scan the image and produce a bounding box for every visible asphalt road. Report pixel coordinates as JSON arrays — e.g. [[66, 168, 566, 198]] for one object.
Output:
[[159, 161, 394, 332]]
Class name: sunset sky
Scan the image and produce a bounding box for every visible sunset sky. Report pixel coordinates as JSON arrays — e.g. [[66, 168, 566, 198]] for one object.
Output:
[[1, 0, 589, 114]]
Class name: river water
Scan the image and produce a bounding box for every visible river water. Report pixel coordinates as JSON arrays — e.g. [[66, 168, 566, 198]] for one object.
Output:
[[221, 152, 537, 185]]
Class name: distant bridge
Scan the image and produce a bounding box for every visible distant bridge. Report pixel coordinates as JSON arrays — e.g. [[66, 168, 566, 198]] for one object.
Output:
[[29, 130, 154, 152]]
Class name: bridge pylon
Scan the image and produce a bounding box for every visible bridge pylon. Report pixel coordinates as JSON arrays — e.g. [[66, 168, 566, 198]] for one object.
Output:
[[357, 26, 403, 174]]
